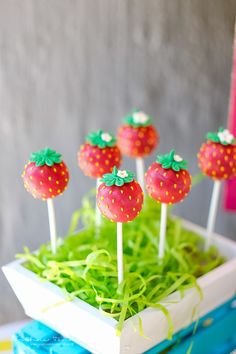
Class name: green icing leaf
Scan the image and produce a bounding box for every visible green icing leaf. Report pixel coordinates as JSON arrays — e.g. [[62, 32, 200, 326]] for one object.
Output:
[[206, 132, 220, 143], [86, 130, 117, 148], [101, 166, 135, 187], [206, 127, 236, 145], [124, 109, 152, 128], [157, 150, 188, 171], [29, 148, 62, 167]]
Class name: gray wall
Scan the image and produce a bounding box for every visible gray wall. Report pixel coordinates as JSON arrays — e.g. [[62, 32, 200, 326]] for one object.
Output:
[[1, 0, 236, 324]]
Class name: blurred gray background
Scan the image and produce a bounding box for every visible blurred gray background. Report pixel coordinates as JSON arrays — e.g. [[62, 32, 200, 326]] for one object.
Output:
[[1, 0, 236, 325]]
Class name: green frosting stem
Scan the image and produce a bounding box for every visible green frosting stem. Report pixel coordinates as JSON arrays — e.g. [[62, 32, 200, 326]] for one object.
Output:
[[101, 166, 134, 186], [86, 130, 117, 148], [156, 150, 188, 171], [206, 127, 236, 145], [123, 109, 152, 128], [30, 148, 62, 167]]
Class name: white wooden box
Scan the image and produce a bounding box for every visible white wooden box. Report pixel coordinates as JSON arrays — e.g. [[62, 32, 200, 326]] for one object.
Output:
[[2, 220, 236, 354]]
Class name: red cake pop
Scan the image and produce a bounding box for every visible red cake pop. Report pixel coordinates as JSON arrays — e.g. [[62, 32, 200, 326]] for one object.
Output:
[[145, 150, 191, 259], [78, 130, 122, 179], [146, 150, 191, 205], [22, 148, 69, 200], [117, 110, 159, 158], [22, 148, 69, 254], [198, 128, 236, 250], [97, 167, 144, 223], [198, 127, 236, 180], [97, 167, 144, 284], [117, 110, 159, 192]]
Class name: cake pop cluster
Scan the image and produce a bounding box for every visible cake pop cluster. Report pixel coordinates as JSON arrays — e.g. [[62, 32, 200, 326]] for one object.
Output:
[[21, 115, 236, 282]]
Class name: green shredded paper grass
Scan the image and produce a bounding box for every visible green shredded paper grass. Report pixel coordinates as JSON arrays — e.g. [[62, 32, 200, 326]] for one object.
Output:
[[17, 191, 224, 338]]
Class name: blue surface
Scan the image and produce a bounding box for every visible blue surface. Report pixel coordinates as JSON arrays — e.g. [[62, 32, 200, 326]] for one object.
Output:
[[13, 296, 236, 354], [145, 295, 236, 354], [13, 321, 89, 354], [49, 338, 88, 354]]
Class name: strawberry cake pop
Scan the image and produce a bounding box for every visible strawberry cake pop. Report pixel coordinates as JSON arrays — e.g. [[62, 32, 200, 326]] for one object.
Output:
[[97, 167, 144, 284], [78, 130, 122, 227], [117, 110, 159, 191], [22, 148, 70, 253], [97, 167, 144, 223], [117, 110, 159, 158], [198, 127, 236, 250], [78, 130, 122, 179], [146, 150, 191, 205], [145, 150, 191, 259], [198, 127, 236, 180]]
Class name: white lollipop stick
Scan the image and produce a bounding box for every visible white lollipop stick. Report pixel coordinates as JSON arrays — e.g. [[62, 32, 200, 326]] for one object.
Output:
[[205, 180, 221, 251], [159, 203, 168, 259], [136, 157, 145, 192], [47, 198, 57, 254], [117, 222, 124, 285], [96, 178, 102, 226]]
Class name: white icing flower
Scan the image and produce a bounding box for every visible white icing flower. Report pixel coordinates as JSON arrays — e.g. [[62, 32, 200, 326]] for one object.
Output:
[[218, 129, 234, 144], [101, 132, 112, 142], [117, 170, 128, 178], [174, 154, 183, 162], [132, 112, 149, 124]]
